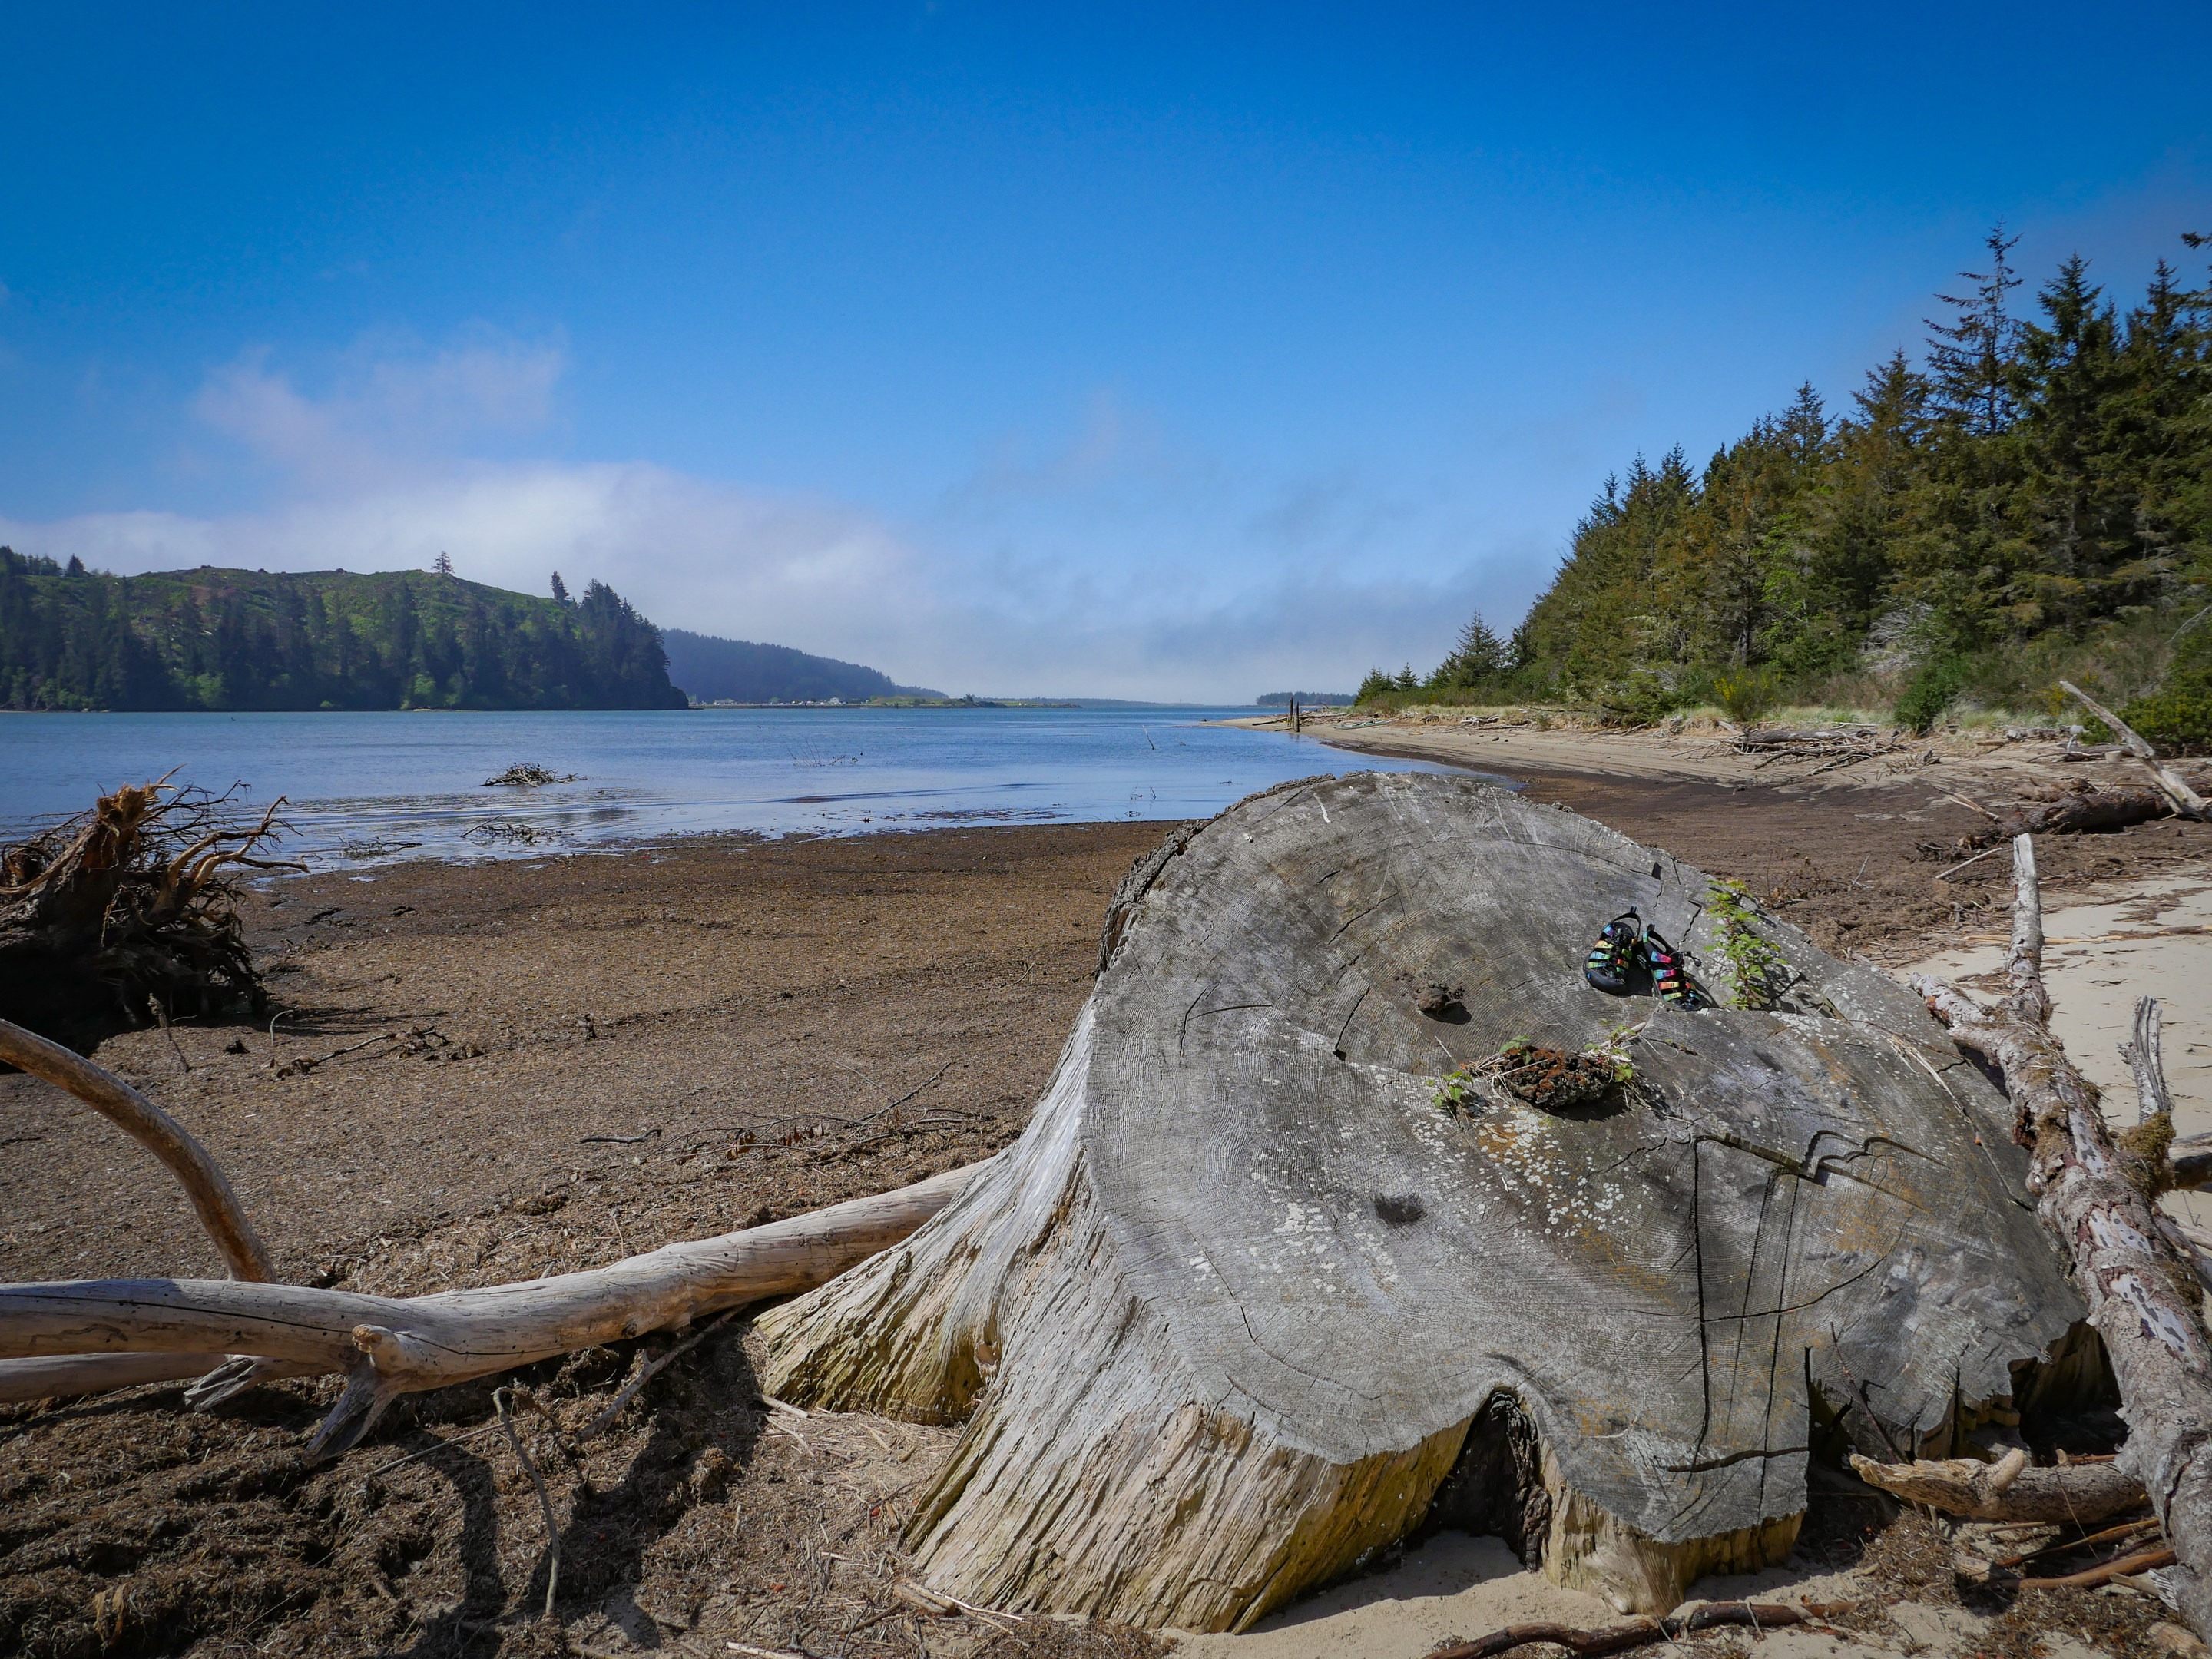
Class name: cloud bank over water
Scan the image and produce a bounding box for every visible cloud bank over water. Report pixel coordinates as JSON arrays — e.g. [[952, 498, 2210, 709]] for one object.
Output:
[[2, 340, 1528, 701]]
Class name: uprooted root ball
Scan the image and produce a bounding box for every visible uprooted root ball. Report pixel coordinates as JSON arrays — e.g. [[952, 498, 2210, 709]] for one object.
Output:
[[0, 777, 298, 1048]]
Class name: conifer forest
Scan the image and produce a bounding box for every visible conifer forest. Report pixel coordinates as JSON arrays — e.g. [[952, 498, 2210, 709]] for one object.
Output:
[[0, 562, 685, 712], [1364, 230, 2212, 742]]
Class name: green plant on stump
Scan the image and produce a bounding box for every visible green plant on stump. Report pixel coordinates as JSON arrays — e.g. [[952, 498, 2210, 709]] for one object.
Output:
[[1706, 879, 1791, 1009], [1435, 1028, 1640, 1114]]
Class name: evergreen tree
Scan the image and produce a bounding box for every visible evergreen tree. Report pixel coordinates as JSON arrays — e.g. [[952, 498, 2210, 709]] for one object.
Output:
[[551, 571, 571, 603], [1432, 613, 1507, 688], [1355, 667, 1398, 704], [1926, 226, 2025, 435]]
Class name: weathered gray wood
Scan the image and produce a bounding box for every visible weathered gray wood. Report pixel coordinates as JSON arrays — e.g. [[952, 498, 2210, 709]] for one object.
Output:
[[2126, 996, 2174, 1122], [1849, 1449, 2144, 1522], [762, 772, 2089, 1629], [0, 1015, 273, 1282], [0, 1163, 979, 1432], [2061, 680, 2208, 820], [1912, 833, 2212, 1643], [0, 1351, 244, 1399]]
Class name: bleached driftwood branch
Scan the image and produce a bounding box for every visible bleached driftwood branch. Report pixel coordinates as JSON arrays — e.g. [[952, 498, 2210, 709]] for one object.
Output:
[[0, 1161, 983, 1453], [0, 1015, 273, 1282], [1909, 833, 2212, 1639], [2126, 995, 2175, 1123], [1847, 1447, 2144, 1522], [2061, 680, 2207, 820]]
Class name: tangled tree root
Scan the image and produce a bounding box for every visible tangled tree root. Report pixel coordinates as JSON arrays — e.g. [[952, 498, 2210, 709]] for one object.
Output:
[[0, 775, 298, 1049]]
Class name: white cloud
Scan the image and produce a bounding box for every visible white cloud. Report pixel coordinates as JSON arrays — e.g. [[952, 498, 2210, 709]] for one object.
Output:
[[2, 336, 1520, 701], [191, 336, 566, 487]]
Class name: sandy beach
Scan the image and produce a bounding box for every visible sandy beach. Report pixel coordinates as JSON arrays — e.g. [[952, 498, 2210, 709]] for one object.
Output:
[[6, 735, 2210, 1658]]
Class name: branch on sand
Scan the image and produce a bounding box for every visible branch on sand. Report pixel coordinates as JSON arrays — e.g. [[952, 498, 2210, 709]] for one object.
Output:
[[0, 1016, 272, 1281], [1909, 832, 2212, 1639], [1426, 1599, 1845, 1659], [0, 1150, 980, 1453]]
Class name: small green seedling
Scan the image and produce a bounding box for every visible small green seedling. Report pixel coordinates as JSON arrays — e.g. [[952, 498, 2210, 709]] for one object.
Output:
[[1706, 879, 1790, 1010]]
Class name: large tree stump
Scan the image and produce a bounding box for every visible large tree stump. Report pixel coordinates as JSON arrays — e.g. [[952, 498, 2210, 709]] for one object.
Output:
[[760, 773, 2091, 1629]]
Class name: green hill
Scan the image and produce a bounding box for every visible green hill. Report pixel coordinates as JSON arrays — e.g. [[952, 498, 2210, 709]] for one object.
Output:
[[0, 558, 686, 711]]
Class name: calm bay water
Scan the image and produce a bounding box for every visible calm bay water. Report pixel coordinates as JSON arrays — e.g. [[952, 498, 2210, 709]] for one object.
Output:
[[0, 707, 1470, 866]]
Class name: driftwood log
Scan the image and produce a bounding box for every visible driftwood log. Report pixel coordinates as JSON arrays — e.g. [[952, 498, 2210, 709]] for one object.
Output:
[[1912, 833, 2212, 1638], [0, 1164, 979, 1442], [2062, 680, 2208, 820], [1430, 1599, 1840, 1659], [0, 1016, 273, 1282], [758, 772, 2094, 1629], [1849, 1446, 2144, 1523], [1972, 786, 2173, 846]]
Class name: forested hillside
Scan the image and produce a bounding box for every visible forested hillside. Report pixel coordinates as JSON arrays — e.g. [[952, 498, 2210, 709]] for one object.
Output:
[[0, 559, 685, 711], [661, 628, 944, 704], [1364, 230, 2212, 738]]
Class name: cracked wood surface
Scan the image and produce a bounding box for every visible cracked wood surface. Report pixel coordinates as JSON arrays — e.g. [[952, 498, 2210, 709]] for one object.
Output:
[[762, 773, 2090, 1628]]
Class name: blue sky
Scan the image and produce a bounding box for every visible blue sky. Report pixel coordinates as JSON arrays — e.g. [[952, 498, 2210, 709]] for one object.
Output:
[[2, 4, 2208, 699]]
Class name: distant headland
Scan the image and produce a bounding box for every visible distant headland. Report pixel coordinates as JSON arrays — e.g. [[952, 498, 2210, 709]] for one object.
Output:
[[0, 554, 961, 714]]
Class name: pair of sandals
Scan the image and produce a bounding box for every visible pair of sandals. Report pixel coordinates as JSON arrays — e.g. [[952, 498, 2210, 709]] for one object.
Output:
[[1583, 908, 1708, 1008]]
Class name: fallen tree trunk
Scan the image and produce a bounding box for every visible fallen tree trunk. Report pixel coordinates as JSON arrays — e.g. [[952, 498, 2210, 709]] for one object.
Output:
[[0, 1015, 273, 1281], [757, 773, 2091, 1629], [1910, 833, 2212, 1641], [1847, 1447, 2144, 1522], [0, 1161, 981, 1442], [2061, 680, 2208, 820], [1969, 786, 2173, 848]]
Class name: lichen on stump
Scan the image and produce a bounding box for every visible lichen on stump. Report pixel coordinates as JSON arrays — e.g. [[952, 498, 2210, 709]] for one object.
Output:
[[759, 771, 2089, 1629]]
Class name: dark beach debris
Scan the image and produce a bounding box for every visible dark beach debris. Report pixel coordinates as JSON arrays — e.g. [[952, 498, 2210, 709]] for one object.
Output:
[[482, 761, 581, 787], [465, 819, 561, 846]]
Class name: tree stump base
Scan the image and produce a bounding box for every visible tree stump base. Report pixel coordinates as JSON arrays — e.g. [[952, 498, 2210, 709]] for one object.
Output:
[[763, 773, 2091, 1628]]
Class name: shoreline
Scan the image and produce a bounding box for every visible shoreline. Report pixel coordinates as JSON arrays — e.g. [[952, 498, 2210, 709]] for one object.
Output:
[[8, 757, 2212, 1657], [2, 705, 1418, 862]]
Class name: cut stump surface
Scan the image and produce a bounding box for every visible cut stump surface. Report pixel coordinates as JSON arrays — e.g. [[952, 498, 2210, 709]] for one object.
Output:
[[760, 771, 2089, 1629]]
